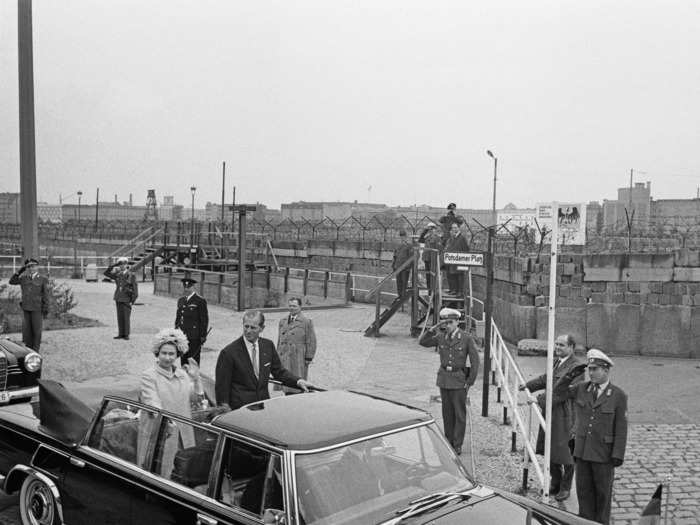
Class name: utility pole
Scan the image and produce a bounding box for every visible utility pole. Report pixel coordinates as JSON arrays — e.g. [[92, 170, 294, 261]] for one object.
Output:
[[221, 162, 226, 223], [95, 188, 100, 232], [18, 0, 38, 258], [483, 150, 498, 417]]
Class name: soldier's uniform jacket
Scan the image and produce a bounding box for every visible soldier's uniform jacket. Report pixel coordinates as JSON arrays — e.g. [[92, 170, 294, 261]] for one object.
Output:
[[556, 380, 628, 464], [104, 266, 138, 304], [9, 272, 49, 312], [419, 328, 480, 389], [175, 293, 209, 343]]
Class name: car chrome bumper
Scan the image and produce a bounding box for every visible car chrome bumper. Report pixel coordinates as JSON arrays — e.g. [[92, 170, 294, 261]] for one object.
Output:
[[0, 386, 38, 404]]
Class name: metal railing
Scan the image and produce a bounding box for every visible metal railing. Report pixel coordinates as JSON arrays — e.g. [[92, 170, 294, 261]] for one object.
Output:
[[489, 320, 548, 501]]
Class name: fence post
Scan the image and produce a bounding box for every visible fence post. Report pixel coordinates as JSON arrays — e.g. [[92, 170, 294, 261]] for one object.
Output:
[[303, 269, 309, 297], [345, 272, 352, 303], [324, 270, 329, 299], [284, 267, 289, 293], [218, 273, 224, 305]]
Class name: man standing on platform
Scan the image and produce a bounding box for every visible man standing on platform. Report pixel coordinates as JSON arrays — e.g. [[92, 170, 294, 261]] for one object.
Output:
[[443, 223, 469, 295], [519, 334, 586, 501], [104, 257, 138, 340], [392, 229, 413, 298], [175, 277, 209, 365], [277, 297, 316, 380], [419, 307, 479, 455], [9, 258, 49, 351], [419, 222, 442, 293], [555, 348, 628, 525]]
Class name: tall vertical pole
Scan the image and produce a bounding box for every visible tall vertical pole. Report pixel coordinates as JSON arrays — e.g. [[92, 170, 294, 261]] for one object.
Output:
[[95, 188, 100, 232], [18, 0, 38, 258], [237, 208, 247, 311], [543, 201, 559, 503], [221, 162, 226, 223], [482, 154, 497, 417]]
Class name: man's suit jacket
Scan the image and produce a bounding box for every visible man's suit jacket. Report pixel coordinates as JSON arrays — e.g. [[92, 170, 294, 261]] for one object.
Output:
[[215, 336, 300, 410], [443, 234, 469, 275], [104, 265, 138, 303], [175, 293, 209, 342]]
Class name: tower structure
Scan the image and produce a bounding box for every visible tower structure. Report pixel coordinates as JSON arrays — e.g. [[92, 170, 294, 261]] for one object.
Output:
[[145, 189, 158, 220]]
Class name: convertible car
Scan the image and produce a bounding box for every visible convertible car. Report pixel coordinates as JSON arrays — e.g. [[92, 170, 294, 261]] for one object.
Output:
[[0, 381, 597, 525]]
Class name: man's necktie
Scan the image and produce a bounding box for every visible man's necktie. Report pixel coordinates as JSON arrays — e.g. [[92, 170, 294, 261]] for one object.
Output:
[[251, 343, 259, 379], [592, 383, 600, 399]]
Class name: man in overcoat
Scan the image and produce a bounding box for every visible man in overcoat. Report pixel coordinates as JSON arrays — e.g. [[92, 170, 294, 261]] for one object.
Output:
[[104, 256, 138, 340], [277, 297, 316, 380], [419, 307, 480, 455], [443, 223, 469, 295], [438, 203, 465, 240], [520, 334, 586, 501], [419, 223, 442, 293], [175, 277, 209, 365], [215, 310, 313, 410], [392, 230, 413, 298], [9, 258, 49, 351], [555, 349, 628, 525]]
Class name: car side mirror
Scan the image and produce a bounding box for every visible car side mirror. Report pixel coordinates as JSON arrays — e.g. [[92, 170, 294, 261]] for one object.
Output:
[[262, 508, 286, 525]]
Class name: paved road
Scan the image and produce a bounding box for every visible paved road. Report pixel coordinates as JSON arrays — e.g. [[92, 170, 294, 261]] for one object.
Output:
[[1, 279, 698, 524]]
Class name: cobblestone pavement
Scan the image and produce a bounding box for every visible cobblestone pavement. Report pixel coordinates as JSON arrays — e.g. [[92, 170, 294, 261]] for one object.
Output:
[[1, 279, 699, 524]]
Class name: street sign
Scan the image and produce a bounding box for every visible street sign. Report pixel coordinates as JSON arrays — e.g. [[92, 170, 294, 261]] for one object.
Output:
[[444, 252, 484, 269]]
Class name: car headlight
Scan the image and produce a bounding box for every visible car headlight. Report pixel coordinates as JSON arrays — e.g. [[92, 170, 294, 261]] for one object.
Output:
[[24, 352, 42, 372]]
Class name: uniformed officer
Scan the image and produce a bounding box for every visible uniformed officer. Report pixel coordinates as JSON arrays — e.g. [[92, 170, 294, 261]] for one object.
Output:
[[555, 349, 628, 525], [104, 257, 138, 340], [174, 277, 209, 365], [419, 307, 480, 455], [9, 258, 50, 351]]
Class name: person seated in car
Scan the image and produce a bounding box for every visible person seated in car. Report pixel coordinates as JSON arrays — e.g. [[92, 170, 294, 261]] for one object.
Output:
[[137, 328, 207, 476]]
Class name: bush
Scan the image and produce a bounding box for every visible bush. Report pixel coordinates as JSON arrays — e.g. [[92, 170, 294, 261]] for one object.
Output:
[[0, 279, 78, 318]]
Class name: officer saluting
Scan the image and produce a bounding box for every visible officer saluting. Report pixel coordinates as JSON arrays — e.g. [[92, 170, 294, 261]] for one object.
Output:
[[174, 277, 209, 366], [555, 348, 628, 525], [9, 258, 49, 351], [419, 307, 479, 455]]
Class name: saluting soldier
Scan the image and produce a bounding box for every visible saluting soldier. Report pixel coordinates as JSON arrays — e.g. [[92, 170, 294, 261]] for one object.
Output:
[[419, 307, 480, 455], [174, 277, 209, 366], [277, 297, 316, 380], [104, 257, 138, 340], [555, 349, 628, 525], [9, 258, 49, 351]]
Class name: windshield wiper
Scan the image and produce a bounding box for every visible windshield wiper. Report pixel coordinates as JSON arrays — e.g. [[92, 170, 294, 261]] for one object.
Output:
[[379, 490, 473, 525]]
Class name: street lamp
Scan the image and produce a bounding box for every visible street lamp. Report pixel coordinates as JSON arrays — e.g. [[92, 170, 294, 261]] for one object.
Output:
[[482, 150, 498, 417], [77, 190, 83, 222], [190, 186, 197, 258]]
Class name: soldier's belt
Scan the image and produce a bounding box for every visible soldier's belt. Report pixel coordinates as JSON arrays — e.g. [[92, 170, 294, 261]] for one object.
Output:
[[442, 365, 467, 372]]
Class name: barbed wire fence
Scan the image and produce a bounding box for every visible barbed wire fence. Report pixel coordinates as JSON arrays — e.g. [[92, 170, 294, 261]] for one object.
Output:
[[0, 213, 699, 255]]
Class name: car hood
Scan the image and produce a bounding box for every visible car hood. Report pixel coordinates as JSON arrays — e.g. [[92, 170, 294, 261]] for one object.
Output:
[[389, 486, 598, 525]]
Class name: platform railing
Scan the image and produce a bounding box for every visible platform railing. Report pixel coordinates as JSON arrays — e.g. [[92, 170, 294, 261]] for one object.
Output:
[[489, 320, 548, 500]]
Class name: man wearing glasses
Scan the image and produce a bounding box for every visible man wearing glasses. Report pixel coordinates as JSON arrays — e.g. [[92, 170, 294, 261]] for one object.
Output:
[[519, 334, 586, 502], [215, 309, 314, 411], [419, 307, 479, 456]]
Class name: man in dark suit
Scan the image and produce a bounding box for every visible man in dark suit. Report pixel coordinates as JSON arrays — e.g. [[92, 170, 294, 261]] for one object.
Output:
[[9, 258, 49, 351], [443, 223, 469, 295], [104, 257, 138, 340], [555, 349, 628, 525], [392, 230, 413, 298], [419, 307, 480, 456], [519, 334, 586, 501], [175, 277, 209, 365], [215, 310, 314, 410]]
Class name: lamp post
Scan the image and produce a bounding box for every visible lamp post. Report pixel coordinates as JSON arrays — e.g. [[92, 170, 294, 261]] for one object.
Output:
[[482, 150, 497, 417], [190, 186, 197, 259]]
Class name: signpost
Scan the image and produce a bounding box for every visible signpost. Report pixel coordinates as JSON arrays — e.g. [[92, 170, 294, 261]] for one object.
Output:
[[443, 252, 484, 269]]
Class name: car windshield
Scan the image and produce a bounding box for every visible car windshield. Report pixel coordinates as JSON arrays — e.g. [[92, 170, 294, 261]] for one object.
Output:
[[294, 423, 474, 525]]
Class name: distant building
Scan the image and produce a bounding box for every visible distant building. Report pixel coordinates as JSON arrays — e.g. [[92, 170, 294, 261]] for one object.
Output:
[[281, 201, 389, 221], [603, 182, 652, 232], [651, 198, 700, 232], [0, 193, 20, 223]]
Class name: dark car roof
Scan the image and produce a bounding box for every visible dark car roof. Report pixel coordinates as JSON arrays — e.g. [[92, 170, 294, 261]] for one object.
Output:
[[213, 390, 432, 450]]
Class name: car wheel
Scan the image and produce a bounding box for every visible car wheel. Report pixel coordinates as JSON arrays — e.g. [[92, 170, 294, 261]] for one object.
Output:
[[19, 475, 58, 525]]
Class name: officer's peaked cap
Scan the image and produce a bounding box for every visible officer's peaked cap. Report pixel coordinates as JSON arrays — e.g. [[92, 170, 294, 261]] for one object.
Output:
[[587, 348, 613, 368], [439, 307, 461, 320], [181, 277, 197, 286], [24, 258, 39, 265], [116, 256, 129, 264]]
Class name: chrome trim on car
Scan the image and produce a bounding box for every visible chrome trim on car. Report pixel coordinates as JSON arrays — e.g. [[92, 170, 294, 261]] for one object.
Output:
[[0, 354, 7, 391], [4, 464, 66, 525], [0, 385, 38, 404]]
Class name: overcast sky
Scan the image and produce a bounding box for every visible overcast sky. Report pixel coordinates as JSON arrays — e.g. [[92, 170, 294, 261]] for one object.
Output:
[[1, 0, 699, 210]]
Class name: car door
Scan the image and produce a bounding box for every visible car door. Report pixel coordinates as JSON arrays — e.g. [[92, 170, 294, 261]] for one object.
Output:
[[129, 412, 250, 525], [58, 398, 151, 525]]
